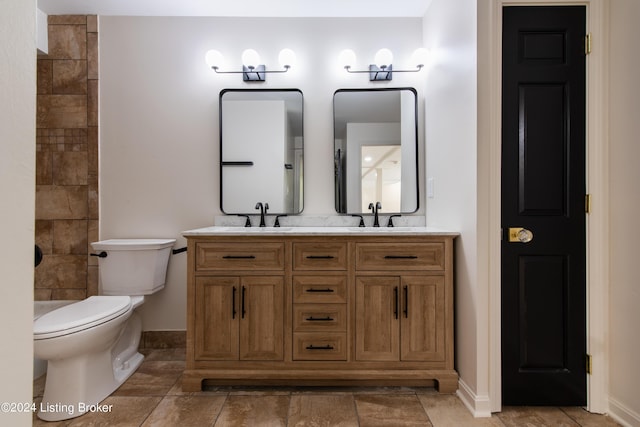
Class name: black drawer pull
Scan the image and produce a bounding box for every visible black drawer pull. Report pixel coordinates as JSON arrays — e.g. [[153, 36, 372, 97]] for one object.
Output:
[[306, 345, 334, 350], [306, 255, 335, 259], [384, 255, 418, 259], [306, 316, 334, 321], [223, 255, 256, 259], [305, 288, 335, 293]]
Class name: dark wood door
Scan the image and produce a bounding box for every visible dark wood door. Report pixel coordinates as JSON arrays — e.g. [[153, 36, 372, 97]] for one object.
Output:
[[501, 6, 587, 405]]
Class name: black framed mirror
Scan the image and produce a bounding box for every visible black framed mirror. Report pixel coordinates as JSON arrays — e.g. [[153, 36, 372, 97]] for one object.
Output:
[[333, 88, 419, 214], [220, 89, 303, 214]]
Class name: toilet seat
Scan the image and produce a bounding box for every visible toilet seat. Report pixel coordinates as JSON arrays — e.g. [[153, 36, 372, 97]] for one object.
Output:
[[34, 296, 132, 340]]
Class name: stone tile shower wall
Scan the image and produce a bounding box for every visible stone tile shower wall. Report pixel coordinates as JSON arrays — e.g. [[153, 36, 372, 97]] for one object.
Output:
[[35, 15, 99, 301]]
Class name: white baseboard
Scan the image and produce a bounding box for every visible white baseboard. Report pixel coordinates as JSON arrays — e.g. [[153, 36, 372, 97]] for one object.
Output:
[[456, 378, 492, 418], [609, 397, 640, 427]]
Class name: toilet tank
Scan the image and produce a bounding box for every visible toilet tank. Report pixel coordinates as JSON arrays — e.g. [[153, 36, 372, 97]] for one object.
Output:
[[91, 239, 176, 296]]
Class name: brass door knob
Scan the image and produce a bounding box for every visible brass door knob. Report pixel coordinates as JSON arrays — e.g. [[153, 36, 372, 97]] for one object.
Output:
[[508, 227, 534, 243]]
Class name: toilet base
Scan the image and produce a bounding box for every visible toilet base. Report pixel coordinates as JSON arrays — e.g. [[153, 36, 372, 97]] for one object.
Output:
[[37, 312, 144, 421]]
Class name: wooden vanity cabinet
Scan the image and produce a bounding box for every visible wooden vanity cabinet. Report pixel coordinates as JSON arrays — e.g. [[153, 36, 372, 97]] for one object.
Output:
[[184, 233, 457, 393]]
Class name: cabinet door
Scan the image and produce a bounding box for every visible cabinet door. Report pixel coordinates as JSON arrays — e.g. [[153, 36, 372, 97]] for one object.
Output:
[[400, 276, 446, 361], [355, 276, 400, 361], [239, 276, 284, 360], [195, 277, 239, 360]]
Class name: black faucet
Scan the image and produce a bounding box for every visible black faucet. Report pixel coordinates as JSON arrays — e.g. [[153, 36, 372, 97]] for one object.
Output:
[[351, 214, 365, 227], [368, 202, 382, 227], [255, 202, 269, 227]]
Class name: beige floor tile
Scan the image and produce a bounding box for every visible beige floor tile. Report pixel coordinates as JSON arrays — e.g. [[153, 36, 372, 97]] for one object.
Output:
[[561, 407, 622, 426], [355, 394, 432, 427], [64, 396, 162, 427], [141, 395, 226, 427], [498, 407, 580, 427], [112, 361, 183, 397], [33, 375, 47, 398], [419, 394, 504, 427], [288, 394, 359, 427], [140, 348, 186, 362], [214, 395, 290, 427]]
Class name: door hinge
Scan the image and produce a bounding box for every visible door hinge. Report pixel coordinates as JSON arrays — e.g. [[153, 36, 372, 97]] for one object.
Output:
[[585, 33, 592, 55], [586, 354, 592, 375], [585, 194, 591, 214]]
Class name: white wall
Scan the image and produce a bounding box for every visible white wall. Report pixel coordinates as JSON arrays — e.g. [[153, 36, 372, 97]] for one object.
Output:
[[608, 1, 640, 424], [99, 16, 426, 330], [0, 0, 36, 425], [423, 0, 485, 414]]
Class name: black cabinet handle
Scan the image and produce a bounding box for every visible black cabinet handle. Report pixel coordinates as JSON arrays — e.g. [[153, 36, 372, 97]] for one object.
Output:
[[306, 255, 335, 259], [394, 286, 399, 319], [403, 285, 408, 318], [232, 286, 237, 319], [223, 255, 256, 259], [305, 316, 334, 321], [306, 345, 334, 350], [241, 286, 246, 319], [305, 288, 335, 293], [384, 255, 418, 259]]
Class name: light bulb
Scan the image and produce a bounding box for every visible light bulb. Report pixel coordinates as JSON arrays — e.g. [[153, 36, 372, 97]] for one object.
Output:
[[411, 48, 429, 68], [241, 49, 261, 68], [205, 49, 224, 69], [338, 49, 356, 68], [374, 48, 393, 67], [278, 48, 296, 69]]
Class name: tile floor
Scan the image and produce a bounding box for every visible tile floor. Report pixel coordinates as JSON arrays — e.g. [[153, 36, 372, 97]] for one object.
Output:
[[33, 349, 621, 427]]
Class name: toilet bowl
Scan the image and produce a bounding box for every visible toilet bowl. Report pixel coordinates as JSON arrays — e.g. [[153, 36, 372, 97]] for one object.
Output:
[[33, 238, 175, 421]]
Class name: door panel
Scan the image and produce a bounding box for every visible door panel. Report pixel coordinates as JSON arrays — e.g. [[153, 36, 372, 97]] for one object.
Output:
[[502, 6, 586, 406], [400, 276, 445, 362], [355, 276, 400, 361], [195, 277, 239, 360], [239, 276, 284, 361]]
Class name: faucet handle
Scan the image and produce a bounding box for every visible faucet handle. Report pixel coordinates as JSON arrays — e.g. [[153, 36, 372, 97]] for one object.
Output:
[[387, 214, 401, 227], [264, 203, 269, 213]]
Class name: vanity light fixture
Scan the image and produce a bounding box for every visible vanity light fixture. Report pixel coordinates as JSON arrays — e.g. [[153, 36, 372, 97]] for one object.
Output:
[[205, 48, 296, 82], [340, 48, 428, 81]]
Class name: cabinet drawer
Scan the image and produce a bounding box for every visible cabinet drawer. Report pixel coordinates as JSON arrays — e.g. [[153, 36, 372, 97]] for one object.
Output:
[[293, 276, 347, 303], [356, 243, 445, 271], [293, 304, 347, 332], [293, 243, 348, 270], [196, 242, 284, 271], [293, 333, 347, 361]]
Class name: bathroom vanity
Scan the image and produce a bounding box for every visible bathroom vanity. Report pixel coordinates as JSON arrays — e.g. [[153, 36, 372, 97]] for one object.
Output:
[[182, 227, 458, 392]]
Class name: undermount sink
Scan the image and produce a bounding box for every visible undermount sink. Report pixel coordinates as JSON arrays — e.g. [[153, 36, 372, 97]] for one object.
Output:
[[218, 227, 292, 232], [347, 227, 413, 232]]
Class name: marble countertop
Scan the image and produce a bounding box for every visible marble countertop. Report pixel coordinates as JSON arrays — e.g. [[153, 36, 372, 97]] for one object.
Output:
[[183, 226, 459, 236]]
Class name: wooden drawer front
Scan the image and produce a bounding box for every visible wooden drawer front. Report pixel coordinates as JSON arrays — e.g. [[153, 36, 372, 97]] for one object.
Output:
[[196, 242, 284, 271], [356, 243, 445, 271], [293, 304, 347, 332], [293, 333, 347, 361], [293, 276, 347, 303], [293, 243, 348, 271]]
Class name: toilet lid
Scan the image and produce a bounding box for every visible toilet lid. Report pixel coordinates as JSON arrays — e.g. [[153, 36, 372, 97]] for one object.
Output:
[[34, 296, 132, 339]]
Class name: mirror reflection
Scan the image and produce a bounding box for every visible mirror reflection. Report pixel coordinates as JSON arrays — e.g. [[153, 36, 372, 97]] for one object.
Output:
[[333, 88, 418, 214], [220, 89, 303, 214]]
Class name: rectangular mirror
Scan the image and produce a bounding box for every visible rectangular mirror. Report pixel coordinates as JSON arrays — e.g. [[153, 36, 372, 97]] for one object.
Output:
[[333, 88, 418, 214], [220, 89, 303, 214]]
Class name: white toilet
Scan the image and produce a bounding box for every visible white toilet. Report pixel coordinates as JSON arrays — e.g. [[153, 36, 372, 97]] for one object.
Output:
[[33, 238, 176, 422]]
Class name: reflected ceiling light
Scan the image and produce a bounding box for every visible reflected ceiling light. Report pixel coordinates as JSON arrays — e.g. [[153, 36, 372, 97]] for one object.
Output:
[[341, 48, 427, 81], [205, 48, 295, 82]]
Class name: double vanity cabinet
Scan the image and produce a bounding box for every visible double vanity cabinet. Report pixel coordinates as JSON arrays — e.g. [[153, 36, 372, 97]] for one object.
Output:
[[182, 227, 458, 393]]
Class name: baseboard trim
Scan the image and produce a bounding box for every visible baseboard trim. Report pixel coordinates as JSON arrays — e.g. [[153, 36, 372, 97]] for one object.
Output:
[[456, 378, 492, 418], [609, 397, 640, 427]]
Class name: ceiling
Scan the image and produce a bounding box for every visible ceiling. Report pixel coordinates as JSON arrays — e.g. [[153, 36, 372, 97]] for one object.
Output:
[[37, 0, 432, 18]]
